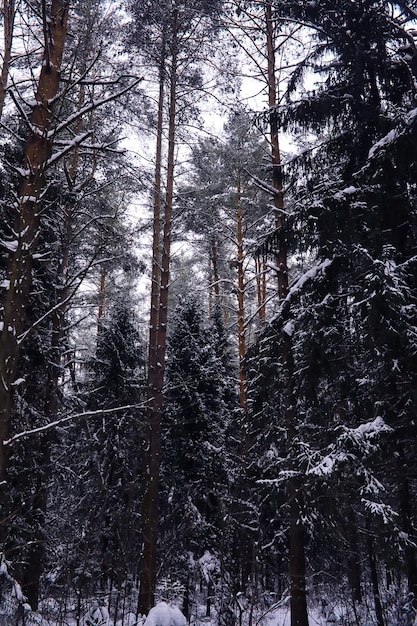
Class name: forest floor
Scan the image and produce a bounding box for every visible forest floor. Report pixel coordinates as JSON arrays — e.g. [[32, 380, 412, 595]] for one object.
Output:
[[28, 601, 386, 626], [20, 586, 416, 626]]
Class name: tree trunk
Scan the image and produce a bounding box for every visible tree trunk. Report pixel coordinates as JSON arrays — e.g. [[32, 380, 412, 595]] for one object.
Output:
[[399, 473, 417, 602], [0, 0, 70, 493], [265, 3, 307, 623], [98, 266, 107, 323], [210, 234, 221, 301], [255, 255, 266, 325], [0, 0, 15, 119], [22, 471, 48, 610], [236, 172, 247, 411], [367, 531, 385, 626], [289, 494, 308, 626], [346, 507, 362, 604], [138, 53, 164, 613], [266, 0, 288, 300], [139, 10, 177, 614]]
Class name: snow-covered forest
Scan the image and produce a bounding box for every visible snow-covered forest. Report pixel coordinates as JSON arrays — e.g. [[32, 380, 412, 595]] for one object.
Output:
[[1, 1, 417, 625]]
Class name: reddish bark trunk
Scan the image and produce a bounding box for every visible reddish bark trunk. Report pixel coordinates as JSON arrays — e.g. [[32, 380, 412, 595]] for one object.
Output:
[[139, 10, 177, 614], [0, 0, 70, 490], [255, 256, 267, 325], [236, 172, 247, 411], [265, 3, 307, 624], [266, 0, 288, 300]]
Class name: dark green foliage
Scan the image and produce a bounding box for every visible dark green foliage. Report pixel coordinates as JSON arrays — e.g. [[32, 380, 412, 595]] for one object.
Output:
[[160, 295, 237, 603], [279, 0, 417, 180], [90, 301, 146, 407], [246, 0, 417, 617], [45, 299, 146, 600]]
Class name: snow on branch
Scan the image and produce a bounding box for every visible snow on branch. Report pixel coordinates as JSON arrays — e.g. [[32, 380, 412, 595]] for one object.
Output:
[[368, 106, 417, 159], [53, 78, 143, 136], [361, 499, 398, 525], [244, 169, 288, 197], [44, 130, 93, 169], [3, 404, 146, 447], [0, 552, 29, 620], [306, 416, 392, 478], [274, 258, 333, 321], [286, 258, 333, 301]]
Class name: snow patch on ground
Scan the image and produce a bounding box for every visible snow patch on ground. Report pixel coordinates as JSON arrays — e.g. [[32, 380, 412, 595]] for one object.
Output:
[[144, 602, 187, 626]]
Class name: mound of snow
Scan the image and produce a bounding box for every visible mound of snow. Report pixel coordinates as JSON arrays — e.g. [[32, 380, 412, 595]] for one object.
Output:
[[144, 602, 187, 626]]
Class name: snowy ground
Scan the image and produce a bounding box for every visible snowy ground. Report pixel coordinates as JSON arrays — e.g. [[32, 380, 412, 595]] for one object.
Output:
[[23, 600, 366, 626]]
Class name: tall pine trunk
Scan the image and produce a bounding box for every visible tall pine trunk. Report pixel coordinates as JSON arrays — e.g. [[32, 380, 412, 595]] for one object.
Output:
[[265, 3, 308, 624], [236, 171, 247, 411], [210, 234, 221, 303], [0, 0, 70, 494], [139, 44, 165, 616], [255, 255, 266, 325], [366, 530, 384, 626], [139, 8, 178, 613], [23, 81, 89, 608], [399, 471, 417, 602]]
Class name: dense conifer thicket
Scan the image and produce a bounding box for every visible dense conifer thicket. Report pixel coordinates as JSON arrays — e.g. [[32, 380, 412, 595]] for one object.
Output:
[[1, 1, 417, 625]]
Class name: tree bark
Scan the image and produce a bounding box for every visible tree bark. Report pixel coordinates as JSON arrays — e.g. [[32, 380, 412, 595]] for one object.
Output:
[[210, 234, 221, 301], [0, 0, 15, 119], [399, 473, 417, 602], [255, 255, 266, 325], [0, 0, 70, 493], [22, 467, 48, 610], [236, 171, 247, 412], [139, 9, 177, 614], [265, 2, 307, 624], [346, 507, 362, 604], [266, 0, 288, 300], [367, 531, 385, 626], [289, 494, 308, 626]]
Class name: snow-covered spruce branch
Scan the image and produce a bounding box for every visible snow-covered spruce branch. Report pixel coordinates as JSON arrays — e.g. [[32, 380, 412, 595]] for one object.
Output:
[[278, 258, 334, 313], [245, 170, 293, 198], [63, 74, 146, 87], [55, 138, 126, 156], [304, 417, 392, 479], [3, 404, 146, 447]]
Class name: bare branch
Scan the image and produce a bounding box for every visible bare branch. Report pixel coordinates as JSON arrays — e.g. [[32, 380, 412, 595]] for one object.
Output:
[[3, 404, 146, 447]]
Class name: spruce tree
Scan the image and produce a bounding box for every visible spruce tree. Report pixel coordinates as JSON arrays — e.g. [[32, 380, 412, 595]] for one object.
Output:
[[46, 296, 146, 607], [161, 294, 236, 614], [247, 0, 417, 621]]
